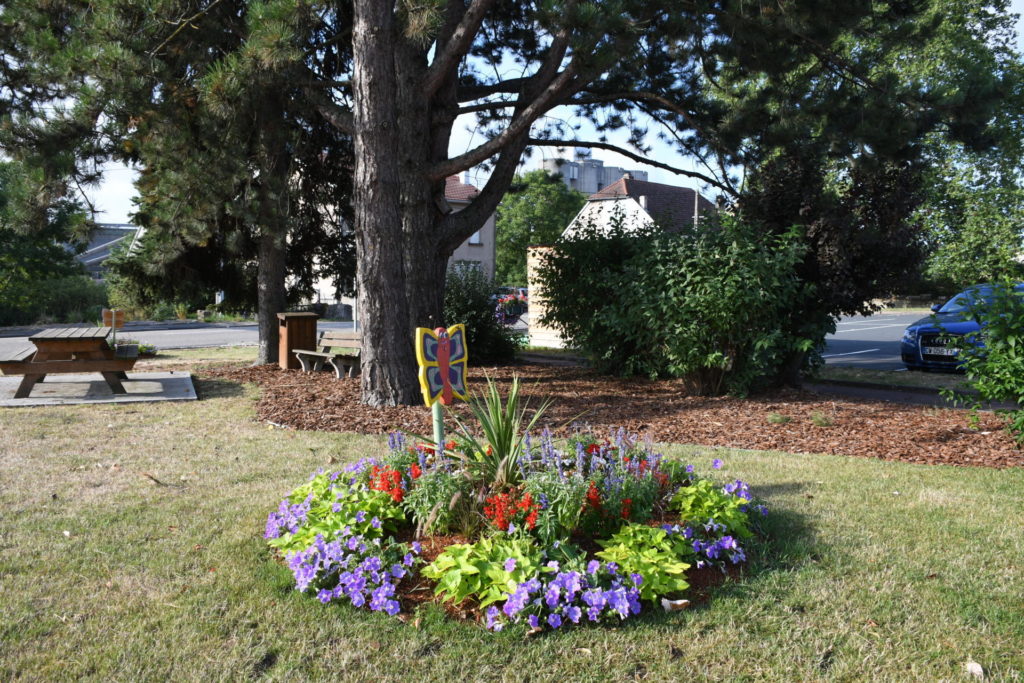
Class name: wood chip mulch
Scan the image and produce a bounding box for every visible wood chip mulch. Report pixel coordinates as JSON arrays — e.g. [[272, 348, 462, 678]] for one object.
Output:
[[201, 363, 1024, 469]]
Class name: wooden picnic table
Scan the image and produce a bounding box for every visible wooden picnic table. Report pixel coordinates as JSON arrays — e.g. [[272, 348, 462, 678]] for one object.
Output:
[[0, 327, 138, 399]]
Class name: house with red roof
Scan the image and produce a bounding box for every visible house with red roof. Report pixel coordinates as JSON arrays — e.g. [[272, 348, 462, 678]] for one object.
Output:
[[561, 174, 715, 239], [444, 174, 496, 277]]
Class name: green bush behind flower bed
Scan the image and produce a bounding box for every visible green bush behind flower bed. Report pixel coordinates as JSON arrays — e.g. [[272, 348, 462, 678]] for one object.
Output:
[[537, 211, 815, 395]]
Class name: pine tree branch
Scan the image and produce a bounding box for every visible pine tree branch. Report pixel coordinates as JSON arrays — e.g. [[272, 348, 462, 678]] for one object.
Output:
[[149, 0, 227, 57], [429, 19, 576, 181], [304, 87, 354, 134], [422, 0, 497, 98]]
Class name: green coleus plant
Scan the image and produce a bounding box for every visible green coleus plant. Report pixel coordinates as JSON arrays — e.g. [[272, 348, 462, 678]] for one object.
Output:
[[595, 524, 691, 602], [421, 536, 543, 607]]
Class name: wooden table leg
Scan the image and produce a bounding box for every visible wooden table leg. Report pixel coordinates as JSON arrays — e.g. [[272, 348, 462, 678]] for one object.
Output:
[[100, 372, 127, 394], [14, 374, 45, 399]]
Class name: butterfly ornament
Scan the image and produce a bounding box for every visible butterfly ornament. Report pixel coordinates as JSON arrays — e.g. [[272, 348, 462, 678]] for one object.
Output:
[[414, 324, 468, 406]]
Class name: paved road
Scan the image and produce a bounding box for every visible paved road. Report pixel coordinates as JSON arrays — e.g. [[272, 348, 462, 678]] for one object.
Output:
[[822, 312, 923, 371], [0, 312, 921, 370]]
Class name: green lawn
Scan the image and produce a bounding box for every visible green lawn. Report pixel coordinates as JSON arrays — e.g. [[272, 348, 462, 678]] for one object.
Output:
[[1, 374, 1021, 680]]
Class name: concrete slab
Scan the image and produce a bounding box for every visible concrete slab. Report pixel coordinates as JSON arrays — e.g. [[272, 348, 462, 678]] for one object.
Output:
[[0, 371, 197, 407]]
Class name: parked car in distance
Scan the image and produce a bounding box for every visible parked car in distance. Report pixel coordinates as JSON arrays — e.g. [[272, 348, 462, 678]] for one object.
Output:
[[900, 283, 1024, 371]]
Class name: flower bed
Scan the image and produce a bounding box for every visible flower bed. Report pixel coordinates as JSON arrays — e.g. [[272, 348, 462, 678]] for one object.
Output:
[[265, 380, 768, 632]]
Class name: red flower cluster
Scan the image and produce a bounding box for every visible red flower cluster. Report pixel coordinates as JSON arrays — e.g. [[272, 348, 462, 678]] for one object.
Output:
[[621, 497, 632, 520], [586, 481, 602, 510], [413, 440, 457, 455], [370, 465, 404, 503], [483, 491, 539, 531], [409, 463, 422, 479]]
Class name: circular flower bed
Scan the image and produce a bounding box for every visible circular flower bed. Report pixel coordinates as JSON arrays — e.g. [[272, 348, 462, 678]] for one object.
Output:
[[265, 381, 768, 632]]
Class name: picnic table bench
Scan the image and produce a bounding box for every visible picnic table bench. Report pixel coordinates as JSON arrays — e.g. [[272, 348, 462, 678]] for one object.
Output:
[[293, 330, 361, 378], [0, 327, 138, 398]]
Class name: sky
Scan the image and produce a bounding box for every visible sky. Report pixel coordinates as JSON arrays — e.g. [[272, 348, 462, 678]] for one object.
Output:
[[84, 2, 1024, 224]]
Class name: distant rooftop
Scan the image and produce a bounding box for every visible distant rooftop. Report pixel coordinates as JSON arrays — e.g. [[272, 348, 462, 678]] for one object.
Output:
[[76, 223, 139, 277], [590, 175, 714, 232], [445, 175, 479, 202]]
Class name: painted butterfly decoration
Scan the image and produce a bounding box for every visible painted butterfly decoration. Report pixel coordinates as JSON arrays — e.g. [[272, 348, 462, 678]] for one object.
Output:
[[414, 324, 468, 406]]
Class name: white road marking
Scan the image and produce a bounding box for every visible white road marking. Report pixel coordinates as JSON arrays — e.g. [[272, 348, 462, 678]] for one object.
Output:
[[822, 348, 881, 358], [833, 324, 906, 333]]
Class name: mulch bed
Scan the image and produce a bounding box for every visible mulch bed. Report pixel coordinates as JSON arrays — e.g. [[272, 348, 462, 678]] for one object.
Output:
[[201, 363, 1024, 469]]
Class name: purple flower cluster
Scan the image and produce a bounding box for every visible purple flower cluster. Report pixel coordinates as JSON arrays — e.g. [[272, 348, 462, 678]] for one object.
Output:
[[286, 527, 421, 617], [691, 535, 746, 568], [342, 458, 380, 486], [485, 561, 642, 632], [264, 493, 313, 539], [722, 479, 768, 517]]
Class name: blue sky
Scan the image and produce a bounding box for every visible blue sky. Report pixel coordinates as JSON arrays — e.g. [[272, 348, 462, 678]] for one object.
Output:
[[86, 3, 1024, 223]]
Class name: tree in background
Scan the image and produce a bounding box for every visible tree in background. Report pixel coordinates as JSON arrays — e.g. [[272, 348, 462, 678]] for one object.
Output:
[[0, 0, 355, 363], [495, 170, 585, 286], [913, 0, 1024, 293], [0, 161, 105, 325]]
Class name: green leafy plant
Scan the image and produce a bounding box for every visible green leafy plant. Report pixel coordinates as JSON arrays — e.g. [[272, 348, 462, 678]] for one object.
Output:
[[421, 536, 542, 607], [449, 375, 551, 488], [595, 524, 691, 602], [767, 412, 791, 424], [671, 479, 753, 540], [402, 469, 469, 536], [444, 265, 521, 363], [941, 281, 1024, 444], [523, 471, 588, 544], [537, 212, 812, 395], [267, 473, 405, 555]]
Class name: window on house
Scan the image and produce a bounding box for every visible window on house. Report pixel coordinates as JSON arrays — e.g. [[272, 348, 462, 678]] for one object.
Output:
[[469, 231, 482, 245]]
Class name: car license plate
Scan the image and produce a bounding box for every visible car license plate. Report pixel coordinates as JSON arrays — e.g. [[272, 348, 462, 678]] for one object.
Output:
[[923, 346, 959, 356]]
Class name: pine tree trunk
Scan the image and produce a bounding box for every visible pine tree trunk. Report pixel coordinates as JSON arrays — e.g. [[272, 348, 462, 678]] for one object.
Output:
[[394, 41, 449, 331], [352, 0, 419, 406], [256, 231, 287, 364]]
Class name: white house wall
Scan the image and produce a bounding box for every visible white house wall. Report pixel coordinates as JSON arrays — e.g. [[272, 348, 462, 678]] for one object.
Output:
[[560, 197, 654, 240]]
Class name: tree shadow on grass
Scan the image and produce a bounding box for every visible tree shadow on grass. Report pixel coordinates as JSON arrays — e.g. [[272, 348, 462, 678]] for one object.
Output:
[[193, 377, 247, 400]]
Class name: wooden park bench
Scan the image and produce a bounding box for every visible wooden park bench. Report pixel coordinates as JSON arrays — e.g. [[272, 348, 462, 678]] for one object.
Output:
[[293, 330, 361, 378]]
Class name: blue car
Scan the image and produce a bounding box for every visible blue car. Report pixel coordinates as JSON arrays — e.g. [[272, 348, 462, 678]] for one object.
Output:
[[900, 283, 1024, 371]]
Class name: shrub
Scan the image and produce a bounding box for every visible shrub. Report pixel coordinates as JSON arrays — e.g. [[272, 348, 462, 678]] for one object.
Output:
[[537, 212, 813, 394], [0, 275, 108, 326], [444, 266, 521, 363], [943, 281, 1024, 443]]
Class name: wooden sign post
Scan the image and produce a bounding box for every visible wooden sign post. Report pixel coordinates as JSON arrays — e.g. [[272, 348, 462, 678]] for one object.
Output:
[[414, 324, 468, 449], [102, 308, 126, 345]]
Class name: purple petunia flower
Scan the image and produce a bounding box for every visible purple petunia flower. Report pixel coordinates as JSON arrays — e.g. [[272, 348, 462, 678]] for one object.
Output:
[[370, 516, 382, 530], [685, 464, 695, 474], [712, 458, 723, 469], [355, 510, 367, 523], [411, 541, 422, 554], [527, 614, 540, 629], [504, 557, 517, 572], [586, 560, 601, 575], [547, 613, 562, 629]]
